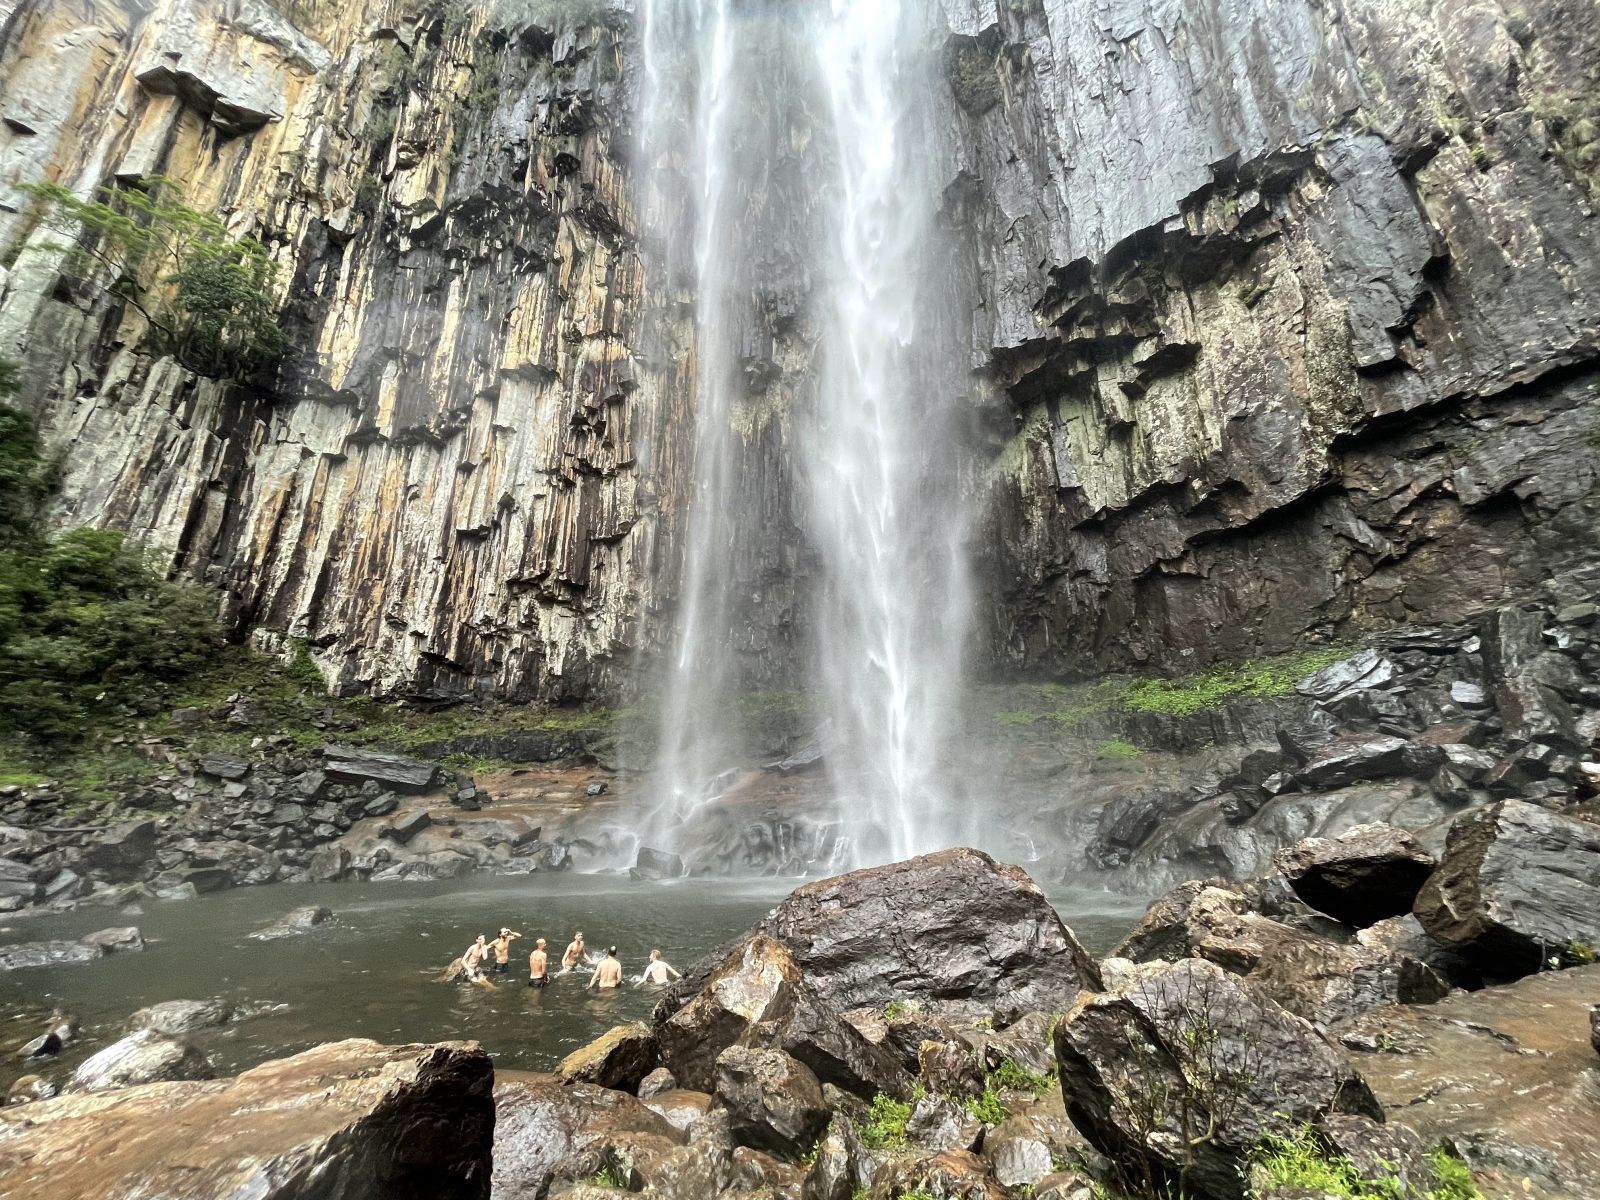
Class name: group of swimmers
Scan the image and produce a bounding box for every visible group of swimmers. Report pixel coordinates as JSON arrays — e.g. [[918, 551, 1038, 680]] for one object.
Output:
[[459, 927, 684, 990]]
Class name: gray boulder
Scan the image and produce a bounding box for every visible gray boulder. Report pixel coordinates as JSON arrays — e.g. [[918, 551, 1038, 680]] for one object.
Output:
[[713, 1045, 828, 1158], [322, 745, 441, 794], [1414, 800, 1600, 977], [1054, 958, 1381, 1200], [80, 926, 144, 954], [1273, 823, 1435, 927], [70, 1030, 212, 1092]]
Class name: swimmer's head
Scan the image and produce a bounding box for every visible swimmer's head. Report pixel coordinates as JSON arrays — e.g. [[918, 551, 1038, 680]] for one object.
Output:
[[607, 946, 618, 957], [649, 949, 661, 960], [536, 938, 546, 947]]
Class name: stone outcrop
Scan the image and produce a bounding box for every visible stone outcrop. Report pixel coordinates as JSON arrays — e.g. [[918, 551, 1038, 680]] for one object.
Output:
[[556, 1021, 659, 1093], [0, 0, 1594, 715], [1054, 958, 1382, 1200], [0, 1039, 495, 1200], [1413, 800, 1600, 976], [660, 848, 1102, 1021]]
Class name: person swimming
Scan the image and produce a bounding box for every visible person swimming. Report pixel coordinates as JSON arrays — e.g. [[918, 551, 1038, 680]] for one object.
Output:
[[528, 938, 550, 988], [461, 934, 488, 983], [633, 948, 682, 987], [586, 946, 623, 989], [559, 931, 586, 974]]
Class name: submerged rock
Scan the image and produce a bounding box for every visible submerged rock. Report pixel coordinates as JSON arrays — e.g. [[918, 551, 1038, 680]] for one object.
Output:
[[0, 1039, 492, 1199], [80, 926, 144, 954], [1413, 800, 1600, 977], [69, 1030, 213, 1093], [1054, 959, 1380, 1200], [125, 999, 234, 1036], [251, 905, 333, 940], [1273, 823, 1435, 927], [0, 940, 104, 971]]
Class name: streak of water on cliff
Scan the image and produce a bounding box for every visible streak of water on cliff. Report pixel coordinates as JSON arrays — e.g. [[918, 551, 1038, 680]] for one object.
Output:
[[635, 0, 970, 869]]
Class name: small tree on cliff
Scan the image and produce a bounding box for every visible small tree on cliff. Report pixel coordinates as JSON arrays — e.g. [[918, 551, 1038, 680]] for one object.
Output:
[[20, 176, 287, 378]]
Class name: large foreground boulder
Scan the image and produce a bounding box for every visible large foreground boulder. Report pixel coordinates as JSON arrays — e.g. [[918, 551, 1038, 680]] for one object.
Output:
[[1413, 800, 1600, 977], [660, 848, 1101, 1021], [1273, 823, 1435, 927], [0, 1039, 493, 1199], [1054, 959, 1381, 1200], [656, 935, 912, 1099]]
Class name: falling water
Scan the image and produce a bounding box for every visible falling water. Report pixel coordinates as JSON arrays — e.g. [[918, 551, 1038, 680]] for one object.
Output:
[[637, 0, 969, 867], [805, 0, 970, 864]]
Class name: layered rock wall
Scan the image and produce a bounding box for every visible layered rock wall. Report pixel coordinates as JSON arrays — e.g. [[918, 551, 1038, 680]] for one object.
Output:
[[956, 0, 1600, 675], [1, 0, 1597, 701]]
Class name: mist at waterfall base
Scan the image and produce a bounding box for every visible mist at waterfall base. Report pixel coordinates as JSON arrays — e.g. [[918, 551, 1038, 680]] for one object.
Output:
[[636, 0, 976, 875]]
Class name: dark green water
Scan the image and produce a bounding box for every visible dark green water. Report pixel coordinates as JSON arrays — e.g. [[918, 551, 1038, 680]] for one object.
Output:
[[0, 874, 1143, 1092]]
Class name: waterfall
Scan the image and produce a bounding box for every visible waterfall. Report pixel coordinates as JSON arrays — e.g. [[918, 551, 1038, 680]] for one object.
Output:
[[637, 0, 970, 869]]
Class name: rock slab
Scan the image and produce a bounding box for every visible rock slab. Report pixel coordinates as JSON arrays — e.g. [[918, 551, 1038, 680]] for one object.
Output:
[[0, 1039, 494, 1200]]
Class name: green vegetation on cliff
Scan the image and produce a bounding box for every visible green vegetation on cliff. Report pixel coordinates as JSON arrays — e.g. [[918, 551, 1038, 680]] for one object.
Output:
[[991, 646, 1352, 731], [21, 177, 286, 377]]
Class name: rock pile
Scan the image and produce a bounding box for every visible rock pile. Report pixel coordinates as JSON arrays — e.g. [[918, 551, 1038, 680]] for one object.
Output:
[[0, 743, 576, 914]]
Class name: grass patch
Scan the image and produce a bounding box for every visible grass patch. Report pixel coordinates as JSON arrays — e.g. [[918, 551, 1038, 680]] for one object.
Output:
[[989, 1057, 1056, 1097], [989, 646, 1353, 732], [884, 998, 921, 1022], [859, 1091, 915, 1150], [1250, 1126, 1484, 1200], [962, 1084, 1009, 1125], [1096, 738, 1140, 760]]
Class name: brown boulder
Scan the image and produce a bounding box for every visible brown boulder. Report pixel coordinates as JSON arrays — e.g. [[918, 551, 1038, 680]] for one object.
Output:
[[713, 1045, 829, 1158], [0, 1039, 493, 1200], [1054, 959, 1381, 1200], [492, 1069, 684, 1200], [656, 935, 911, 1099], [556, 1021, 659, 1092], [660, 849, 1101, 1020]]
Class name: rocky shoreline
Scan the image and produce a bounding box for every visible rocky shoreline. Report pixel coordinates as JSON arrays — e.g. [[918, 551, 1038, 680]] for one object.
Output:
[[1, 838, 1594, 1199]]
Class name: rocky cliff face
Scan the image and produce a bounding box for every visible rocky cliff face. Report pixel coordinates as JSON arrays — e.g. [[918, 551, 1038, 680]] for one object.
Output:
[[1, 0, 1597, 702], [957, 0, 1600, 677]]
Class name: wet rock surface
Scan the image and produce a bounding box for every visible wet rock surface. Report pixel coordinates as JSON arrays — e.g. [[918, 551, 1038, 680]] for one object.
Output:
[[557, 1021, 660, 1093], [0, 1039, 494, 1200], [1054, 958, 1381, 1200], [1413, 800, 1600, 977], [1335, 967, 1600, 1200]]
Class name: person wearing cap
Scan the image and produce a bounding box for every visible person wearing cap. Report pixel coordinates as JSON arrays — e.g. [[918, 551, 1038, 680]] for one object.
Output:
[[560, 931, 586, 974], [585, 946, 624, 989], [633, 948, 682, 987], [528, 938, 550, 988], [489, 928, 522, 975]]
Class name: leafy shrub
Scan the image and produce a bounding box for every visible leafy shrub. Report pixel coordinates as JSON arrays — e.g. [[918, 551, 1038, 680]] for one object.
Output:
[[21, 177, 286, 377], [0, 359, 54, 547], [1096, 738, 1140, 760], [859, 1092, 913, 1150], [0, 529, 226, 741]]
